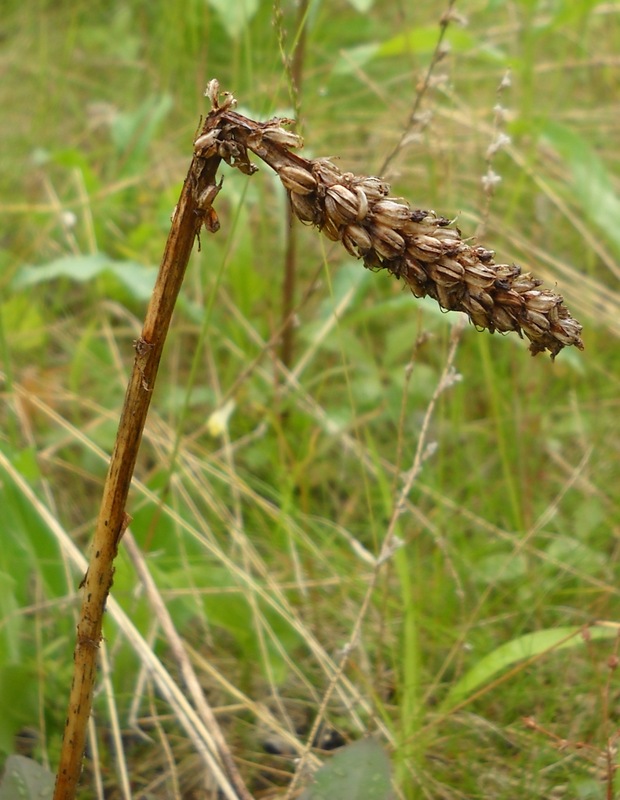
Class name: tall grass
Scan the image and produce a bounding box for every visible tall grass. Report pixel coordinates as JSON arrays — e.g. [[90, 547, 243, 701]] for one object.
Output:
[[1, 1, 619, 798]]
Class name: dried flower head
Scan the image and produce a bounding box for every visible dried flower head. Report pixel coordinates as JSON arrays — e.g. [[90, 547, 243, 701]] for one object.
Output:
[[196, 82, 583, 359]]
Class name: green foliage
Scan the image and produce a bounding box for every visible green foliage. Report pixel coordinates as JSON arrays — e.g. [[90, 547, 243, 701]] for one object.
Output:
[[0, 756, 54, 800], [299, 738, 393, 800]]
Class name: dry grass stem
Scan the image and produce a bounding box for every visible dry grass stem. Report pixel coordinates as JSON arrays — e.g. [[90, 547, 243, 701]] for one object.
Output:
[[196, 79, 583, 360]]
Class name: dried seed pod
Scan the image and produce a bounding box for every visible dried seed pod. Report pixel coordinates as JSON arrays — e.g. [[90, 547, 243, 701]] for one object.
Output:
[[353, 187, 369, 221], [463, 263, 497, 289], [372, 199, 412, 226], [312, 159, 343, 188], [492, 306, 519, 332], [475, 290, 495, 311], [407, 234, 444, 262], [324, 184, 360, 226], [522, 290, 558, 312], [494, 288, 525, 309], [290, 191, 320, 224], [262, 126, 304, 149], [524, 309, 550, 332], [279, 165, 318, 195], [351, 176, 390, 199], [436, 258, 465, 281], [554, 317, 583, 345], [342, 223, 372, 257], [321, 216, 342, 242], [512, 274, 542, 294], [370, 224, 406, 260]]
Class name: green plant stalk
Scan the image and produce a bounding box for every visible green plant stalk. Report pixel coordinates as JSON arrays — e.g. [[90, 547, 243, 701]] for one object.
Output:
[[394, 543, 423, 796], [52, 126, 248, 799]]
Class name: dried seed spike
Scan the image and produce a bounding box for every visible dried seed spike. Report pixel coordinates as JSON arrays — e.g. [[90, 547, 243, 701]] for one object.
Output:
[[206, 92, 583, 357]]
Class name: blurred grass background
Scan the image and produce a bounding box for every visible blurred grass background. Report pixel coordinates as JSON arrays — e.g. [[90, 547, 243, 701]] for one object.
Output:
[[1, 0, 619, 798]]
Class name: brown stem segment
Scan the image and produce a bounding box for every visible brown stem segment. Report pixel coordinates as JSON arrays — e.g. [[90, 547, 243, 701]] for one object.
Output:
[[53, 131, 229, 798]]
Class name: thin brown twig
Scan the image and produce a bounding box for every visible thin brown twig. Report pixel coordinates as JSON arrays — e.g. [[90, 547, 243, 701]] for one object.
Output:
[[379, 0, 459, 177]]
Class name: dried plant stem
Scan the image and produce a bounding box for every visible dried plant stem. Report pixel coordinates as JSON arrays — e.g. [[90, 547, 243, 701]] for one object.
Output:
[[380, 0, 458, 176], [52, 148, 248, 799]]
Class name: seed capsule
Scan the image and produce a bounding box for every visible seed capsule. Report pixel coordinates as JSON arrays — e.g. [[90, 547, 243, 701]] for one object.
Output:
[[492, 306, 519, 332], [342, 224, 372, 256], [262, 126, 304, 148], [279, 165, 318, 195], [351, 176, 390, 200], [370, 224, 405, 260], [312, 159, 342, 187], [522, 290, 558, 313], [290, 191, 320, 224], [353, 187, 369, 221], [463, 263, 497, 289], [524, 309, 550, 332], [372, 200, 412, 226], [325, 184, 360, 226], [407, 235, 444, 263], [435, 258, 464, 281], [321, 216, 342, 241]]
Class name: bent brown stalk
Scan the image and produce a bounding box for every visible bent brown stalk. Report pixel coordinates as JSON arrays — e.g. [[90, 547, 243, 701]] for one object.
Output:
[[197, 79, 583, 359], [53, 142, 252, 800]]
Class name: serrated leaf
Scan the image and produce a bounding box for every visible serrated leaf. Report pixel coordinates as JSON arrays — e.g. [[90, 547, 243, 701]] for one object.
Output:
[[0, 755, 54, 800], [207, 0, 259, 39], [299, 738, 393, 800]]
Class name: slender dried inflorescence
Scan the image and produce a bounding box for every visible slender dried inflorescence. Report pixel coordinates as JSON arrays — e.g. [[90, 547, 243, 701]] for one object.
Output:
[[196, 80, 583, 359]]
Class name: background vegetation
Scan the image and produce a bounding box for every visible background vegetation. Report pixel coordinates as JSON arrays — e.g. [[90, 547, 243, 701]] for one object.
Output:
[[1, 0, 619, 797]]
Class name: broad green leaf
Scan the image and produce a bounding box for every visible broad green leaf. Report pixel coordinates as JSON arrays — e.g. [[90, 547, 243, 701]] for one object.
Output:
[[444, 624, 619, 708], [540, 121, 620, 257], [0, 755, 54, 800], [12, 254, 156, 300], [334, 26, 505, 74], [299, 738, 393, 800], [376, 27, 504, 61], [207, 0, 259, 39]]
